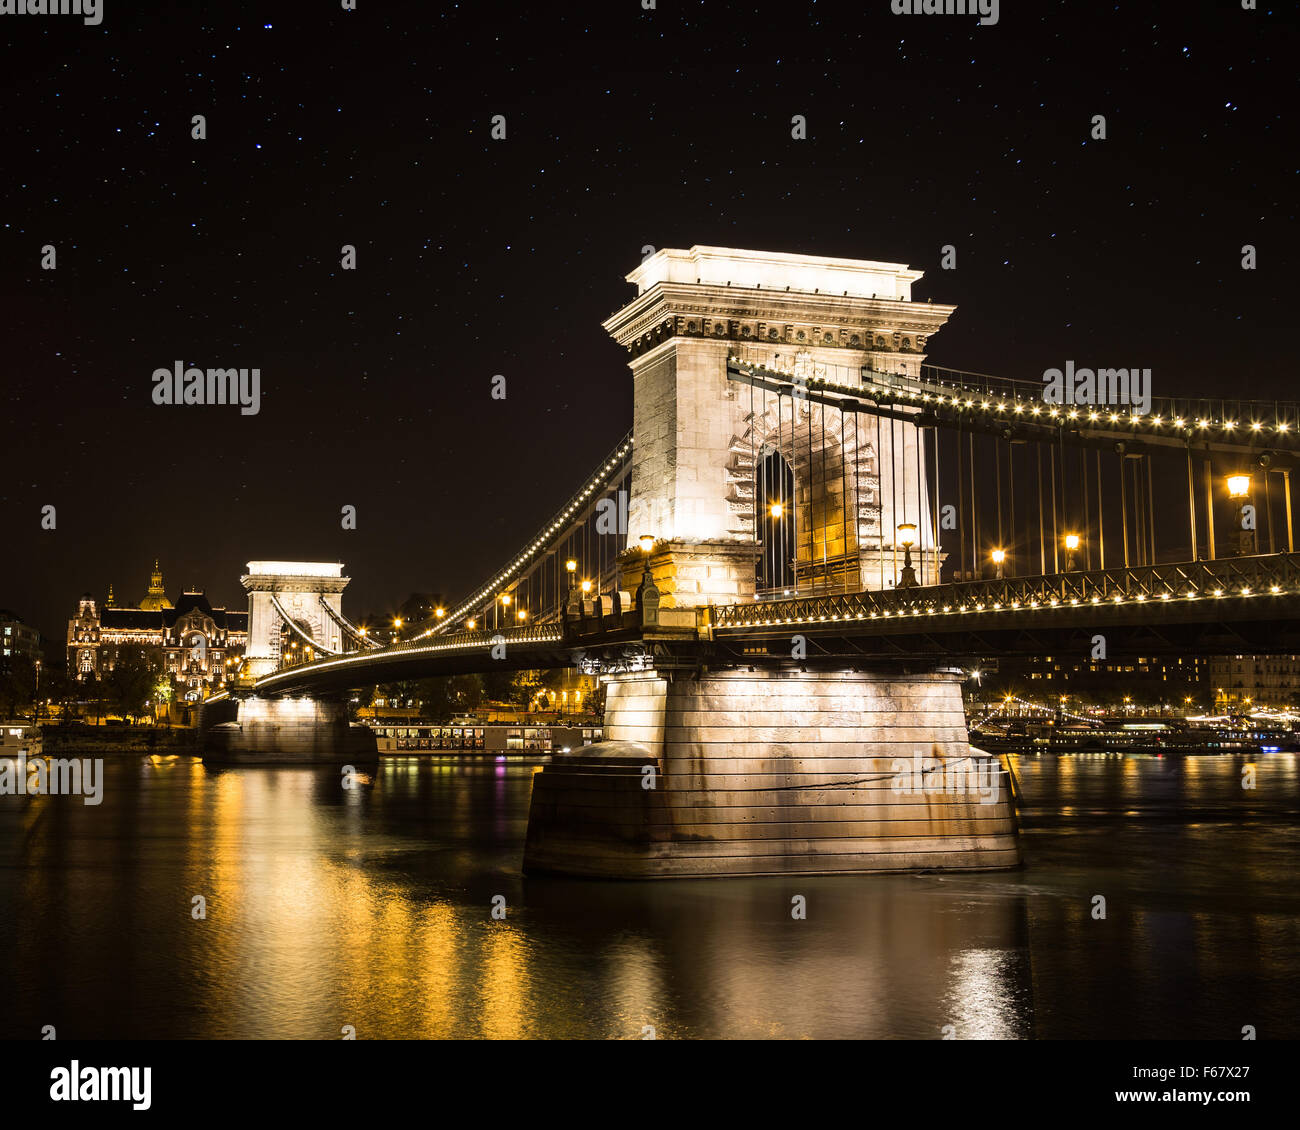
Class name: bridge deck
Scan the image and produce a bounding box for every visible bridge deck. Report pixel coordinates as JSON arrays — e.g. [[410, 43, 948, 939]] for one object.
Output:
[[222, 553, 1300, 695]]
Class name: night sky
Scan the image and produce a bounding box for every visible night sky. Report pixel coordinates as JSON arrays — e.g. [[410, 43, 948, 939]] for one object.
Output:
[[2, 0, 1295, 650]]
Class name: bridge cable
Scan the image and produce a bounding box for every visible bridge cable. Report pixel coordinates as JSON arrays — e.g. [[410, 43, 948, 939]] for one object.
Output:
[[1266, 470, 1276, 554], [1147, 454, 1158, 564], [1120, 451, 1130, 568], [1007, 434, 1015, 576], [971, 429, 980, 579], [1081, 446, 1091, 569], [268, 593, 341, 657], [932, 420, 941, 581], [1097, 449, 1106, 569]]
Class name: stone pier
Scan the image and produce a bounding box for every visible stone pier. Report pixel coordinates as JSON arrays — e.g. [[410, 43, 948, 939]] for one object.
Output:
[[523, 666, 1019, 878], [202, 696, 377, 766]]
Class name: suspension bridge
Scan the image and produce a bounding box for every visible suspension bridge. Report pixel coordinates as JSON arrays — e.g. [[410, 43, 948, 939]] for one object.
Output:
[[203, 246, 1300, 878]]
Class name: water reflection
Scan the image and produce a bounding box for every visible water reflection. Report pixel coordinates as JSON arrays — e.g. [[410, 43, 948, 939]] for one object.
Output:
[[0, 752, 1295, 1039]]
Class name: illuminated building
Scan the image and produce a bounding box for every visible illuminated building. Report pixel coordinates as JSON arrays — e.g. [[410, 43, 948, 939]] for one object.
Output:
[[66, 562, 248, 696], [0, 610, 41, 670]]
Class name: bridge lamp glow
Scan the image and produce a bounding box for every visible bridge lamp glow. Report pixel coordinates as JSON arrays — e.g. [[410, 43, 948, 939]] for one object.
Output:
[[466, 618, 476, 630], [769, 502, 784, 519], [517, 610, 527, 621], [435, 608, 445, 619], [638, 534, 655, 553], [393, 617, 403, 628], [895, 523, 919, 589], [1227, 474, 1251, 498], [500, 593, 512, 606], [1064, 534, 1080, 550]]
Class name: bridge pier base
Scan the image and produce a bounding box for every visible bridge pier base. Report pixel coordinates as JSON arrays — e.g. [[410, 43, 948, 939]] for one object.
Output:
[[201, 696, 377, 766], [523, 665, 1019, 878]]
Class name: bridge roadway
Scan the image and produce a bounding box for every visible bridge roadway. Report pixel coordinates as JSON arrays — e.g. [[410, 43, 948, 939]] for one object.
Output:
[[237, 552, 1300, 696]]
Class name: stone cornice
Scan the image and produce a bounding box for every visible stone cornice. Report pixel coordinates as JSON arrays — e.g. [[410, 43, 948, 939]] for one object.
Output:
[[604, 282, 955, 360], [240, 576, 351, 594]]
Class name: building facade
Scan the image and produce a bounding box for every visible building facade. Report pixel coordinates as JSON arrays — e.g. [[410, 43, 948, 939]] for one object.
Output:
[[1210, 655, 1300, 708], [986, 653, 1211, 706], [67, 563, 248, 697], [0, 610, 41, 670]]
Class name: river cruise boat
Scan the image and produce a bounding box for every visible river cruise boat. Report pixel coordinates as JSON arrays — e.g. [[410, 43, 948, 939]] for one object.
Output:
[[366, 719, 603, 755], [968, 715, 1297, 755], [0, 720, 42, 759]]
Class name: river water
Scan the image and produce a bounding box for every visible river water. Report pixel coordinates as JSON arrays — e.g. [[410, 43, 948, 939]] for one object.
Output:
[[1, 751, 1297, 1039]]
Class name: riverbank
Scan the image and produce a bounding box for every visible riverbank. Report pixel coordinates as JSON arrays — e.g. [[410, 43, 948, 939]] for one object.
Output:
[[38, 726, 199, 755]]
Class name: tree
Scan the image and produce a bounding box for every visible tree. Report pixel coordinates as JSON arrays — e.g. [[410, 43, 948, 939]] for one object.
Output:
[[0, 655, 37, 719], [374, 679, 421, 711], [101, 646, 161, 721], [509, 669, 547, 709], [419, 674, 483, 721], [480, 668, 515, 705]]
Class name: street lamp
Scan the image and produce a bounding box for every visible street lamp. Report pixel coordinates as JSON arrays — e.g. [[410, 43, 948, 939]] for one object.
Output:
[[435, 607, 445, 620], [1227, 473, 1255, 555], [580, 579, 592, 595], [637, 533, 656, 594], [565, 559, 578, 588], [466, 618, 476, 630], [896, 523, 918, 589], [991, 547, 1006, 579], [769, 502, 784, 519], [1064, 533, 1080, 572]]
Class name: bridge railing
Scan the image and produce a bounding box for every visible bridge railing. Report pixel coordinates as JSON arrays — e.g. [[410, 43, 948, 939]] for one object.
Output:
[[710, 552, 1300, 630]]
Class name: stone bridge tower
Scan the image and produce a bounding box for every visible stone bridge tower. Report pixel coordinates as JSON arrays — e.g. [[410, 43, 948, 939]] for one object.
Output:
[[603, 246, 955, 605], [240, 561, 350, 678]]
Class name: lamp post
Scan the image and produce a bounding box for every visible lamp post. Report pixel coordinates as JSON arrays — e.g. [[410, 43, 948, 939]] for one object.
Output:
[[896, 523, 918, 589], [1064, 533, 1080, 573], [991, 547, 1006, 580], [565, 558, 577, 589], [1227, 474, 1255, 555], [638, 533, 655, 590]]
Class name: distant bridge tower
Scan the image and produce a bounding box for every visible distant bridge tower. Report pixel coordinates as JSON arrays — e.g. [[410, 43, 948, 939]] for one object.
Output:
[[603, 246, 955, 603], [240, 561, 350, 677]]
